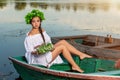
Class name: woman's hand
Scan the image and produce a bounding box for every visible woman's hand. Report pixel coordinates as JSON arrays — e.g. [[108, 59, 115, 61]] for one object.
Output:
[[31, 50, 38, 55], [32, 44, 44, 55], [51, 46, 55, 51], [32, 43, 54, 54], [31, 45, 41, 55]]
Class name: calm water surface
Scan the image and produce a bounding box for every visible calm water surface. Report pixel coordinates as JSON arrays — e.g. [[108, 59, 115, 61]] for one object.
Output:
[[1, 0, 120, 80]]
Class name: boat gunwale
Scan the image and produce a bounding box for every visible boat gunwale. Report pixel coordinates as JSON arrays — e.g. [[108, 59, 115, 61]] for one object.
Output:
[[8, 56, 120, 80]]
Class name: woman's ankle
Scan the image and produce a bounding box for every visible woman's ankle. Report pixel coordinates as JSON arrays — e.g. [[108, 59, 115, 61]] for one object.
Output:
[[72, 67, 84, 73], [79, 54, 92, 60]]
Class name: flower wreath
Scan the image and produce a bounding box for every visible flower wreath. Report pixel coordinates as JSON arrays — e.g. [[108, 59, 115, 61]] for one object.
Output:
[[25, 9, 45, 24]]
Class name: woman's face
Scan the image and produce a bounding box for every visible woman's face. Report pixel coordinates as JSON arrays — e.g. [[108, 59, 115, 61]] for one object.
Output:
[[31, 16, 41, 29]]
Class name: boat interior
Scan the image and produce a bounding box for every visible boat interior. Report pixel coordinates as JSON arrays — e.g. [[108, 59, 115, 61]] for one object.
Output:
[[53, 34, 120, 51], [13, 56, 120, 76]]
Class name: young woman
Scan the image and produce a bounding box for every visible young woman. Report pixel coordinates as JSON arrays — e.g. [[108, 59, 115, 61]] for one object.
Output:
[[24, 9, 92, 73]]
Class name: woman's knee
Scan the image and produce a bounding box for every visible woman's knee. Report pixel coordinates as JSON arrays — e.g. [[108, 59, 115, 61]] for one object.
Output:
[[52, 45, 66, 55], [59, 40, 67, 44], [57, 44, 66, 50]]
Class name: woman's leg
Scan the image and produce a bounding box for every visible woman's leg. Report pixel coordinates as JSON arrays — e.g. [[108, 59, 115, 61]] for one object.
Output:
[[50, 44, 84, 73], [54, 40, 92, 59]]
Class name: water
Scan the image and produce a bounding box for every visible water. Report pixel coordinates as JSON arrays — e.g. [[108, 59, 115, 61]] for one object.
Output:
[[0, 0, 120, 80]]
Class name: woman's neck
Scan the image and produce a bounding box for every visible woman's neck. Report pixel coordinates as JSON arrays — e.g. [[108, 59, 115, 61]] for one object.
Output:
[[32, 28, 39, 32], [28, 29, 40, 36]]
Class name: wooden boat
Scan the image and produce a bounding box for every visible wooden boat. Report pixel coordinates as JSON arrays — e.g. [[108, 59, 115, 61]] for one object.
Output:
[[9, 34, 120, 80], [9, 56, 120, 80]]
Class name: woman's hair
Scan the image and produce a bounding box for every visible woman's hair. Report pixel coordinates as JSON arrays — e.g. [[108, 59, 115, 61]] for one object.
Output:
[[39, 23, 45, 43]]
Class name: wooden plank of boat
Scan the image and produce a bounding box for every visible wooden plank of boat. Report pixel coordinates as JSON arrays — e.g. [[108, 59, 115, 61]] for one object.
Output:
[[71, 43, 120, 60], [52, 34, 120, 60], [52, 34, 120, 47]]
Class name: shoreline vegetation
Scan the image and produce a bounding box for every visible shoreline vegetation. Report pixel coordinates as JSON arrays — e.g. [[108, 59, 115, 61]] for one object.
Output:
[[0, 0, 120, 12]]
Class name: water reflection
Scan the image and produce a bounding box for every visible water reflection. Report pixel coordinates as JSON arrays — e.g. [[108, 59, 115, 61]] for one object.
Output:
[[30, 2, 40, 8], [117, 3, 120, 10], [0, 0, 120, 13], [0, 0, 7, 9], [15, 1, 26, 11], [86, 3, 109, 13]]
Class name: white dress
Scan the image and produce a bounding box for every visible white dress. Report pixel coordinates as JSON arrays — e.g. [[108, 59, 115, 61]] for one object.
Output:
[[24, 31, 63, 67]]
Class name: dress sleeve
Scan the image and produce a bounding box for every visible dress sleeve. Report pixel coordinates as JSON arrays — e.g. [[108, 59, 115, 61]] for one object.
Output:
[[24, 38, 34, 52], [24, 37, 34, 64]]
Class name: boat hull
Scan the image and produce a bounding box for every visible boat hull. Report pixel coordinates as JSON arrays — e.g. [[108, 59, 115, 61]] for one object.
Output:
[[9, 56, 120, 80]]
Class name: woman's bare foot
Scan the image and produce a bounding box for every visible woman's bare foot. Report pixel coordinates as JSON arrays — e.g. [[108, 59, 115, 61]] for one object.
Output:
[[72, 67, 84, 73], [80, 53, 92, 60]]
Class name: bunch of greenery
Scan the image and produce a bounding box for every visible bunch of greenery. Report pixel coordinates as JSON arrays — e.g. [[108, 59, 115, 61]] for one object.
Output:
[[36, 43, 53, 54]]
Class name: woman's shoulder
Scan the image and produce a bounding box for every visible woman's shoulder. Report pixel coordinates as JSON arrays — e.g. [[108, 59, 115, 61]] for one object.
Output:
[[42, 28, 45, 32], [42, 29, 47, 34]]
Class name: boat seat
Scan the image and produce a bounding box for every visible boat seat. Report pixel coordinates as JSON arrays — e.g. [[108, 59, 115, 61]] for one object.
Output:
[[48, 55, 81, 71], [80, 58, 116, 73], [49, 62, 71, 71], [33, 62, 71, 71], [13, 56, 72, 71], [74, 39, 83, 44], [66, 39, 83, 45]]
